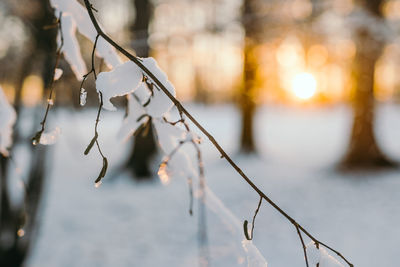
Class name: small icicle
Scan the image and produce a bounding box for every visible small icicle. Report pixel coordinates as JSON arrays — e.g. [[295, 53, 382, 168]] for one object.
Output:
[[79, 88, 87, 106], [94, 181, 102, 188], [32, 139, 38, 146], [54, 68, 63, 81]]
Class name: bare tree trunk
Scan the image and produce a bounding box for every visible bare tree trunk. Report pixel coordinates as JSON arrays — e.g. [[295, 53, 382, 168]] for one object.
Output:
[[194, 68, 209, 104], [342, 0, 394, 169], [239, 0, 259, 153], [125, 0, 157, 178]]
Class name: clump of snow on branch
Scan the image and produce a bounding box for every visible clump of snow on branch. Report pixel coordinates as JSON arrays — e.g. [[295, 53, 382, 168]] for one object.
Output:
[[54, 68, 63, 81], [50, 0, 122, 80], [49, 1, 269, 265], [141, 57, 176, 117], [118, 58, 176, 116], [96, 61, 142, 110], [152, 119, 186, 154], [0, 86, 16, 156], [132, 83, 151, 105], [152, 119, 196, 182], [306, 242, 344, 266], [160, 150, 196, 184], [57, 14, 87, 79], [38, 127, 61, 145]]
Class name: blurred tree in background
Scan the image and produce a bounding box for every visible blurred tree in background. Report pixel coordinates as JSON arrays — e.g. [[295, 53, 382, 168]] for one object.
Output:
[[342, 0, 395, 169], [0, 0, 56, 265], [125, 0, 157, 179], [239, 0, 260, 153]]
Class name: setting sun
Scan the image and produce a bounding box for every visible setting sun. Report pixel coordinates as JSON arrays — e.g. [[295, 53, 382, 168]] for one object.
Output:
[[291, 72, 317, 100]]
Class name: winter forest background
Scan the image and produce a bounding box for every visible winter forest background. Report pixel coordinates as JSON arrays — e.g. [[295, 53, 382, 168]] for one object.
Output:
[[1, 0, 400, 266]]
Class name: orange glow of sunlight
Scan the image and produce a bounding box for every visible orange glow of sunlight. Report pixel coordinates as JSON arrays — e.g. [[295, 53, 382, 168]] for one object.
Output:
[[291, 72, 317, 100], [21, 75, 43, 107]]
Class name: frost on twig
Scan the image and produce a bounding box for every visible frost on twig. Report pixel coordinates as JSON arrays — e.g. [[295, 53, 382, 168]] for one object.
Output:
[[306, 242, 345, 267], [0, 86, 16, 157], [34, 127, 61, 146]]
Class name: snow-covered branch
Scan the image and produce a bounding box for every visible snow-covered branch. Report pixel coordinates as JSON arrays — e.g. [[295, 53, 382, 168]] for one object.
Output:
[[82, 0, 353, 265], [33, 0, 355, 266]]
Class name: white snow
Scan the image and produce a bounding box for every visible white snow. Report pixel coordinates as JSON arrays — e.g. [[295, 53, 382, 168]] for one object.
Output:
[[25, 103, 400, 267], [118, 95, 147, 141], [96, 61, 142, 111], [306, 242, 344, 266], [59, 14, 87, 79], [0, 85, 16, 156], [39, 127, 61, 145], [306, 243, 321, 265], [132, 82, 152, 105], [54, 68, 63, 81], [50, 0, 122, 80], [319, 247, 344, 267], [306, 242, 344, 267], [242, 240, 268, 267], [204, 187, 268, 267], [163, 149, 197, 182], [152, 118, 186, 155], [50, 2, 176, 119], [151, 118, 197, 182], [47, 98, 54, 106], [141, 57, 176, 118]]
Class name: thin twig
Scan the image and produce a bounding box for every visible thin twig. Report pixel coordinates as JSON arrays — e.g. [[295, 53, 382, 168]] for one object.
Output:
[[316, 242, 320, 267], [296, 224, 309, 267], [79, 34, 108, 185], [244, 197, 262, 240], [78, 34, 100, 104], [82, 1, 353, 266], [32, 12, 64, 144], [159, 99, 209, 266]]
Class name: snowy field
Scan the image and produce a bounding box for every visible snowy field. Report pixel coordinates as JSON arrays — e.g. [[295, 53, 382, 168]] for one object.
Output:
[[26, 103, 400, 267]]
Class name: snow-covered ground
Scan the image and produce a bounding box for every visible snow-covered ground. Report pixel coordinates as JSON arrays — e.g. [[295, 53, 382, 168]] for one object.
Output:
[[26, 103, 400, 267]]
